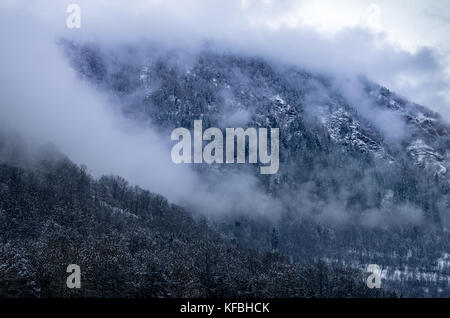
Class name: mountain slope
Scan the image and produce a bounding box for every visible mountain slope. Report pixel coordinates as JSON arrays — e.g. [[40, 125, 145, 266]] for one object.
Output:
[[0, 135, 384, 298], [60, 42, 450, 296]]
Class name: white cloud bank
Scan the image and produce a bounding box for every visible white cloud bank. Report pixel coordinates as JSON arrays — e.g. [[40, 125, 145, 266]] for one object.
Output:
[[0, 0, 448, 220], [2, 0, 449, 116]]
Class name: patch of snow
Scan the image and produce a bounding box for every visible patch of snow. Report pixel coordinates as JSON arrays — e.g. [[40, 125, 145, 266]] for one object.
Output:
[[271, 94, 286, 105], [407, 139, 446, 176]]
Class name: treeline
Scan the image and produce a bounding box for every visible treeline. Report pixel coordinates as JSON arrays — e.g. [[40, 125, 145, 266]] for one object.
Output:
[[0, 154, 388, 298]]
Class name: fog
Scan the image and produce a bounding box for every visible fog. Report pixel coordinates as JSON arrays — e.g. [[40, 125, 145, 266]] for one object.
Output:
[[336, 77, 409, 144], [26, 0, 448, 120], [0, 2, 283, 220], [0, 1, 445, 223]]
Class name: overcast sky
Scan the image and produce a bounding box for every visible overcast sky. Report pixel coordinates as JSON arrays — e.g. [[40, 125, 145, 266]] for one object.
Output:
[[256, 0, 450, 118], [2, 0, 448, 118]]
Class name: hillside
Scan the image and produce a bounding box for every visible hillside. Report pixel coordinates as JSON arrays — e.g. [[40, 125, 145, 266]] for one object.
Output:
[[0, 135, 385, 297], [61, 42, 450, 296]]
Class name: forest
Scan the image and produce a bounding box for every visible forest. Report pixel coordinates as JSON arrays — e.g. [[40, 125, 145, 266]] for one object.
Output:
[[0, 135, 388, 297]]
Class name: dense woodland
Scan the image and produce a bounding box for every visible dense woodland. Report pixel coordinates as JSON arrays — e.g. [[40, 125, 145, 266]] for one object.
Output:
[[0, 141, 387, 297], [1, 43, 448, 297], [61, 43, 450, 296]]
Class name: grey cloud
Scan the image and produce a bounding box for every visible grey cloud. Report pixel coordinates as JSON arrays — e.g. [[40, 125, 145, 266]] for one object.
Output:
[[0, 0, 447, 223]]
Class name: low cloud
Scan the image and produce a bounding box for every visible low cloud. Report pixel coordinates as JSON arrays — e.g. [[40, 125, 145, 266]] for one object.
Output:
[[0, 3, 282, 220], [0, 1, 447, 223]]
